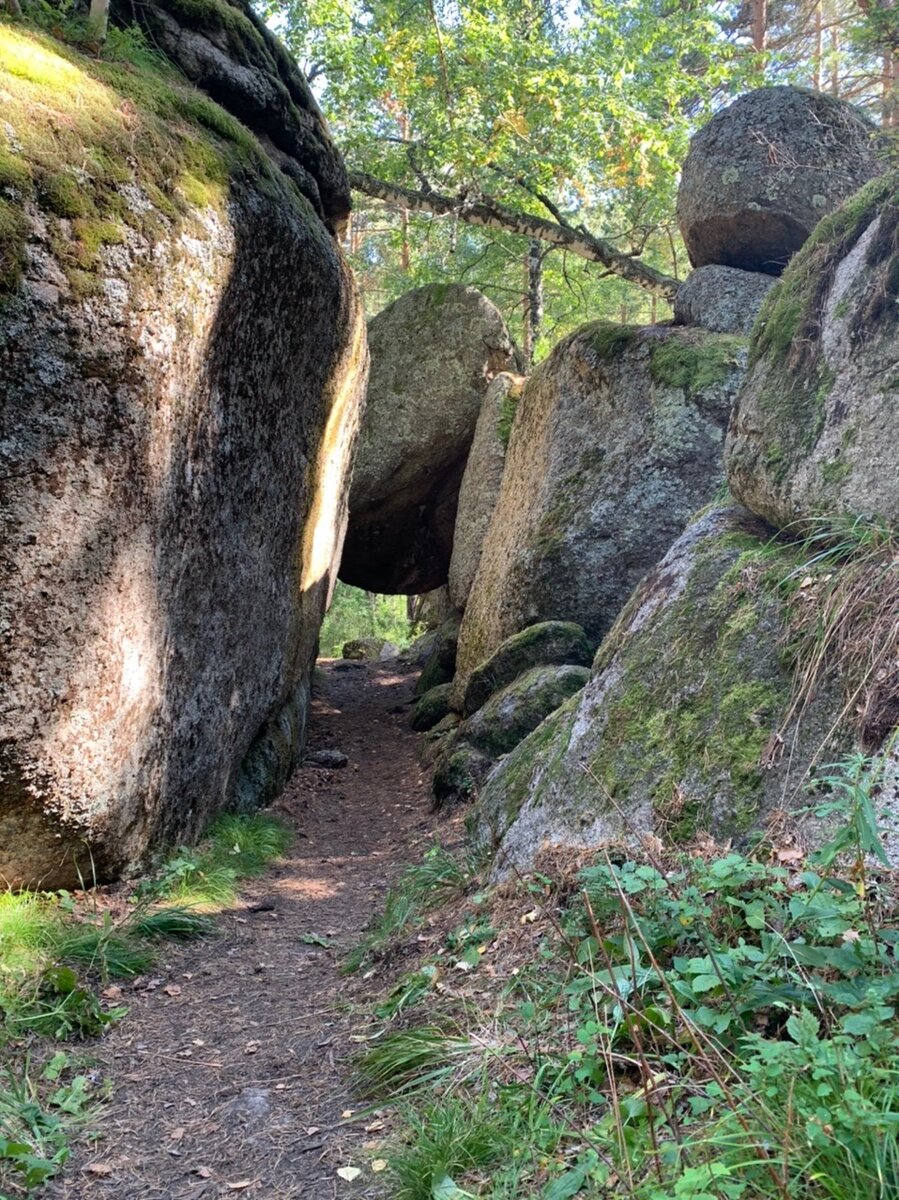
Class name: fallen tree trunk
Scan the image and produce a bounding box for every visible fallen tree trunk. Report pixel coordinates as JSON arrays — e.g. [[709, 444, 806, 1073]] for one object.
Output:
[[348, 171, 680, 301]]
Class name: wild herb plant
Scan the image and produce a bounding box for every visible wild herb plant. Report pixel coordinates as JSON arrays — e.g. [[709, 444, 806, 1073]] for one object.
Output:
[[359, 756, 899, 1199]]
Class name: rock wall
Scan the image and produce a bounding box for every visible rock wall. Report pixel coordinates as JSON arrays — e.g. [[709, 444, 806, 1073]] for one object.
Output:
[[453, 322, 746, 699], [726, 173, 899, 528], [448, 372, 524, 610], [475, 507, 846, 873], [0, 16, 367, 887]]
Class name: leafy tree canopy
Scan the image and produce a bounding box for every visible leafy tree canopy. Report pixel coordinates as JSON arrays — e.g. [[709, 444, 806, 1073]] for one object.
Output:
[[267, 0, 888, 350]]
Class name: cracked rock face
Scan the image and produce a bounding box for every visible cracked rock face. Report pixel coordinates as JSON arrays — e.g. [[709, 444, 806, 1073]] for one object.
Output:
[[677, 86, 882, 275], [726, 172, 899, 530], [340, 284, 520, 595]]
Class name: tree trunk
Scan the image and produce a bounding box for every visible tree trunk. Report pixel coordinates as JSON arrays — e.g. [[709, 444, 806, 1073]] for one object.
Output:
[[88, 0, 109, 40], [751, 0, 768, 52], [522, 240, 543, 365], [348, 171, 679, 301]]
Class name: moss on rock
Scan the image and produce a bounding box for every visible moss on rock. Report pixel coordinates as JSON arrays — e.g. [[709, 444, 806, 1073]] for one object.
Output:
[[461, 663, 589, 759], [476, 507, 848, 871], [0, 18, 292, 302], [462, 621, 592, 717], [411, 683, 453, 732], [415, 617, 460, 697], [432, 743, 492, 810], [727, 172, 899, 527]]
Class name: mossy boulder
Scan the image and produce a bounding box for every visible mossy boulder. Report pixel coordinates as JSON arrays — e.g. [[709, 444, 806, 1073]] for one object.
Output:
[[0, 17, 366, 887], [417, 712, 461, 769], [342, 638, 388, 661], [726, 172, 899, 530], [453, 322, 746, 696], [340, 284, 520, 594], [461, 663, 590, 758], [677, 86, 882, 274], [411, 683, 453, 732], [460, 621, 592, 717], [432, 743, 493, 810], [415, 617, 461, 697], [448, 372, 525, 610], [474, 507, 847, 873]]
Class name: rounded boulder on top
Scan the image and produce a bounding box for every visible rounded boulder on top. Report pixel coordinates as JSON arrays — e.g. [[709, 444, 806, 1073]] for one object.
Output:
[[677, 86, 882, 276]]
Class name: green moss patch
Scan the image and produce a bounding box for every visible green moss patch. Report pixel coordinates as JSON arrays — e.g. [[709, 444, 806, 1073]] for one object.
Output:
[[0, 18, 291, 299], [649, 332, 747, 393], [743, 174, 899, 475], [588, 320, 639, 361]]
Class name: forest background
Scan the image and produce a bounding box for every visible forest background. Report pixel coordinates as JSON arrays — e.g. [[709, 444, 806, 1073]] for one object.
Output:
[[304, 0, 899, 649], [273, 0, 899, 362]]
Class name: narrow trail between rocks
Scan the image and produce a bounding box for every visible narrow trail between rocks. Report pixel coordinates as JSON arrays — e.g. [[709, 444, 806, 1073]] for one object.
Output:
[[48, 660, 439, 1200]]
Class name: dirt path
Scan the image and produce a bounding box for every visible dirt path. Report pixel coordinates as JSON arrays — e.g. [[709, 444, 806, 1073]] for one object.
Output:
[[48, 659, 436, 1200]]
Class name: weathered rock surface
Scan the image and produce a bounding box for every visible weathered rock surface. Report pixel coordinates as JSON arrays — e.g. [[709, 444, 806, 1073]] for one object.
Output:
[[411, 683, 454, 733], [461, 664, 590, 758], [677, 86, 881, 274], [726, 173, 899, 529], [674, 266, 777, 334], [460, 622, 592, 717], [448, 373, 525, 610], [474, 507, 846, 873], [122, 0, 350, 230], [340, 284, 519, 594], [454, 324, 747, 696], [417, 713, 461, 769], [0, 18, 366, 887], [415, 617, 461, 697], [413, 586, 458, 630]]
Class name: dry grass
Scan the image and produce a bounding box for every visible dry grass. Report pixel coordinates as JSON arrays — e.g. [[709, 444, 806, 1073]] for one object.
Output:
[[780, 515, 899, 748]]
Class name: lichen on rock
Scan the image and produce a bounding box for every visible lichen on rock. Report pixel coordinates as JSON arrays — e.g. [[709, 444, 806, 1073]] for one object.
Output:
[[453, 322, 747, 699], [726, 171, 899, 529]]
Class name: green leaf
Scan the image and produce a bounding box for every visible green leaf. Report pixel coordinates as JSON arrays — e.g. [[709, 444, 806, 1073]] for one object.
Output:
[[432, 1175, 476, 1199], [691, 974, 719, 994], [840, 1011, 880, 1037], [786, 1008, 819, 1047], [543, 1168, 587, 1199]]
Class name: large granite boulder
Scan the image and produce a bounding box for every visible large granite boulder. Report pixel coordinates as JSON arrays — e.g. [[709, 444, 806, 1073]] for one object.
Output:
[[340, 284, 519, 594], [674, 266, 777, 335], [453, 323, 747, 697], [726, 173, 899, 529], [677, 87, 881, 274], [448, 373, 525, 610], [415, 616, 461, 697], [459, 621, 592, 717], [0, 15, 367, 887], [474, 508, 847, 873]]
